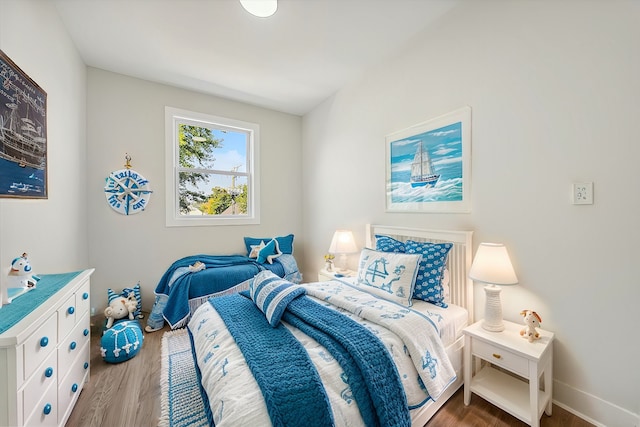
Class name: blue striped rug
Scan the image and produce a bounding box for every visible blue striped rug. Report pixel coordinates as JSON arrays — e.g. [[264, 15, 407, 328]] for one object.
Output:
[[159, 329, 208, 427]]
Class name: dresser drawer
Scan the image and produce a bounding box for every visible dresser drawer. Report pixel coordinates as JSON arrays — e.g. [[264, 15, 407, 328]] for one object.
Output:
[[23, 377, 57, 427], [76, 280, 91, 318], [58, 340, 90, 424], [58, 294, 77, 341], [23, 312, 58, 381], [58, 313, 90, 379], [471, 338, 528, 377], [23, 350, 57, 423]]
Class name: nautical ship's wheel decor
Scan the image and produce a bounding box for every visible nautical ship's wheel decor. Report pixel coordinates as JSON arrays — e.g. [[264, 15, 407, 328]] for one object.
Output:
[[104, 154, 152, 215]]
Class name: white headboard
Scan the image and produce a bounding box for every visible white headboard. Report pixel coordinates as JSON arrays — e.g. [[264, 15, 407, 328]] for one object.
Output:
[[365, 224, 474, 323]]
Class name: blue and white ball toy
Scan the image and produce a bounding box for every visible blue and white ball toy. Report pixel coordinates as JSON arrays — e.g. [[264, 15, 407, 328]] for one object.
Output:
[[100, 320, 144, 363]]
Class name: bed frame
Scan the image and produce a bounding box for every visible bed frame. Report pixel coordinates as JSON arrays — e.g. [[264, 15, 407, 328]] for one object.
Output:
[[365, 224, 473, 425]]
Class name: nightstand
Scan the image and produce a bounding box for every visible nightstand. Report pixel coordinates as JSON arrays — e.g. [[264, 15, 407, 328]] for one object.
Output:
[[317, 268, 355, 282], [463, 319, 554, 427]]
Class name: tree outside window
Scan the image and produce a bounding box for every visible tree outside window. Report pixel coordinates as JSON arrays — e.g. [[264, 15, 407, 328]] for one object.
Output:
[[165, 107, 259, 226]]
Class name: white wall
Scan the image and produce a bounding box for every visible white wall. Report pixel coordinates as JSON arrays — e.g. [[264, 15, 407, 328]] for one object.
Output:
[[302, 1, 640, 426], [86, 68, 303, 312], [0, 1, 89, 276]]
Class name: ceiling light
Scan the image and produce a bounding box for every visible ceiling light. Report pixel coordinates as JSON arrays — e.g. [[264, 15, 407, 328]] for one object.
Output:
[[240, 0, 277, 18]]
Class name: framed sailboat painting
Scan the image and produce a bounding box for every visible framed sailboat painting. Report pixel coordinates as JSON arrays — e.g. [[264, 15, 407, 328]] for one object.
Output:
[[386, 106, 471, 213], [0, 49, 48, 199]]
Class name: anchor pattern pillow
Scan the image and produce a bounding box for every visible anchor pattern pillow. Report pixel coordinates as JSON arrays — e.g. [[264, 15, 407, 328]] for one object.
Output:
[[355, 248, 421, 307]]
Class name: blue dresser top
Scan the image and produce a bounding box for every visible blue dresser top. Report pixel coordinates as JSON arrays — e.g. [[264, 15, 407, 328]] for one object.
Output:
[[0, 271, 83, 335]]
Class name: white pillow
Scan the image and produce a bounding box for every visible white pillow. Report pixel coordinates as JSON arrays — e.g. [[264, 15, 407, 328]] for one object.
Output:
[[355, 248, 422, 307]]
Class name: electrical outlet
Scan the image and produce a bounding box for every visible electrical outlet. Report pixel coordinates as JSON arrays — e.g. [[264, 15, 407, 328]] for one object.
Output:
[[572, 182, 593, 205]]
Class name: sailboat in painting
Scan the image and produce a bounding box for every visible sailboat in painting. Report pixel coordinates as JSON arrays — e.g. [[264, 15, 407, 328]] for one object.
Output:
[[410, 142, 439, 188]]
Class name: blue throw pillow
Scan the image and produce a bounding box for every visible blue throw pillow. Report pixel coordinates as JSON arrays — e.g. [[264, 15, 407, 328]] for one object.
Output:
[[257, 238, 282, 264], [244, 234, 294, 255], [375, 235, 406, 253], [101, 320, 144, 363], [404, 240, 453, 307], [250, 271, 306, 327]]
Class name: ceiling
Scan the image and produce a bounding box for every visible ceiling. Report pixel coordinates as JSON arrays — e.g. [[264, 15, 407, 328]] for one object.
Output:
[[53, 0, 457, 116]]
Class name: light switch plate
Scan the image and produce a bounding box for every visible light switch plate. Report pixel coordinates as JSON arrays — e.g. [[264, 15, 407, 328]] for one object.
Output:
[[572, 182, 593, 205]]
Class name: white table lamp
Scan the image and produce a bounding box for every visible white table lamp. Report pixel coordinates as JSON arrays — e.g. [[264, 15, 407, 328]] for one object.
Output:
[[469, 242, 518, 332], [328, 230, 358, 273]]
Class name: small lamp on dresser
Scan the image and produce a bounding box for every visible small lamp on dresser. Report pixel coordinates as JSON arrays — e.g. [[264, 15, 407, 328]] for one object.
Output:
[[469, 242, 518, 332], [328, 230, 358, 273]]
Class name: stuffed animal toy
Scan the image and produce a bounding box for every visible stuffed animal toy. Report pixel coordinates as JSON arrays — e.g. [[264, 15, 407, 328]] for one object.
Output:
[[104, 288, 138, 329], [7, 253, 40, 289], [519, 309, 542, 342]]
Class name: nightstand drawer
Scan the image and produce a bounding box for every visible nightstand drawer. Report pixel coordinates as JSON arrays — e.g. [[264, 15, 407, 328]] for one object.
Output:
[[471, 338, 528, 377]]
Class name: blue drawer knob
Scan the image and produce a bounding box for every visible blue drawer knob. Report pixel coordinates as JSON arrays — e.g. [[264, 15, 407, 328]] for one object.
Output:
[[43, 403, 52, 415], [45, 367, 53, 378], [84, 362, 89, 369], [83, 328, 89, 336], [70, 341, 77, 350], [83, 292, 89, 300], [40, 337, 49, 347], [67, 306, 75, 315], [71, 383, 78, 392]]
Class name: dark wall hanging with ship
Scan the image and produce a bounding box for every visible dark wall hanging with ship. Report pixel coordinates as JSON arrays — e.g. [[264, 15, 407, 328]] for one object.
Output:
[[0, 49, 47, 199]]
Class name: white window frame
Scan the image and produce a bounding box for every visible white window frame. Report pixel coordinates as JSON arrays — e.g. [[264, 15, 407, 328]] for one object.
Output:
[[165, 106, 260, 226]]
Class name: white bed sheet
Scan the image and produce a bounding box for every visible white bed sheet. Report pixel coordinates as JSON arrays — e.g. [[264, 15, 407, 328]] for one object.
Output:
[[189, 278, 461, 426], [335, 277, 468, 347]]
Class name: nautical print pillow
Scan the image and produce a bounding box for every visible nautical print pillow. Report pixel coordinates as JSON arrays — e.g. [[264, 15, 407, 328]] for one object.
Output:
[[250, 271, 306, 327], [355, 248, 421, 307], [375, 235, 406, 253], [404, 240, 453, 307]]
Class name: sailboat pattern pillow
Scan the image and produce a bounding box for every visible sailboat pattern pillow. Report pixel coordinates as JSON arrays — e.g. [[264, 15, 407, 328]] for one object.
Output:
[[355, 248, 421, 307]]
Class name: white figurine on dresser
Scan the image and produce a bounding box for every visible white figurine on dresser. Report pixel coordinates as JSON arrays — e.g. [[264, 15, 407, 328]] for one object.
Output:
[[0, 268, 94, 427]]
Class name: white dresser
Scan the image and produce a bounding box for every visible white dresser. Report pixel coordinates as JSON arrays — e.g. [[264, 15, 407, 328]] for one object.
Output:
[[0, 269, 94, 427]]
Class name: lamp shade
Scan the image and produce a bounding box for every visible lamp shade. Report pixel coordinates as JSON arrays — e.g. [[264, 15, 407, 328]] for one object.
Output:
[[469, 243, 518, 285], [328, 230, 358, 255]]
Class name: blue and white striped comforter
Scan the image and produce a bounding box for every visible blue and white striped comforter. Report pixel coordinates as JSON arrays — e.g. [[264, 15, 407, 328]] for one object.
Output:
[[187, 279, 456, 426]]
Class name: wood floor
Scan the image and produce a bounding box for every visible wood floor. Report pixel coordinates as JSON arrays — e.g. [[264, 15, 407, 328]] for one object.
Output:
[[68, 315, 594, 427]]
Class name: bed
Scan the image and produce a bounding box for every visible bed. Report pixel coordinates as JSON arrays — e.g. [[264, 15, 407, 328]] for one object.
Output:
[[146, 234, 302, 331], [160, 225, 473, 427]]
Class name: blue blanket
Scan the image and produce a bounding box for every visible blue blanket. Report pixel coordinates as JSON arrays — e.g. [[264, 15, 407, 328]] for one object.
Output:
[[210, 291, 411, 427], [210, 293, 334, 427], [148, 254, 301, 331], [154, 255, 263, 329]]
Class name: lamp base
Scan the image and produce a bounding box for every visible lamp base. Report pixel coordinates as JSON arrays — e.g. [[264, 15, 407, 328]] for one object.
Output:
[[482, 284, 505, 332], [337, 253, 349, 273]]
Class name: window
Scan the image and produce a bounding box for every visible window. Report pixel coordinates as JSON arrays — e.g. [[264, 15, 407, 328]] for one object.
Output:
[[165, 107, 260, 226]]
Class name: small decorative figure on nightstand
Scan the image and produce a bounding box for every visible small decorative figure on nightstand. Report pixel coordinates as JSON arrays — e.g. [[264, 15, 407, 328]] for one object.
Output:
[[519, 309, 542, 342], [324, 254, 335, 272], [8, 253, 40, 289]]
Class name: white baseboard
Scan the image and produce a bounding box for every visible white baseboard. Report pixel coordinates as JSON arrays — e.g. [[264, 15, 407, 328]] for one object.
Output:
[[554, 379, 639, 427]]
